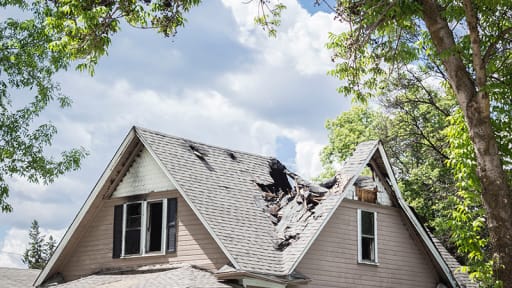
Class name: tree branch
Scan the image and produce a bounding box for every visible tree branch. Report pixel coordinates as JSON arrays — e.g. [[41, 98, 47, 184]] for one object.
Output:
[[462, 0, 486, 89]]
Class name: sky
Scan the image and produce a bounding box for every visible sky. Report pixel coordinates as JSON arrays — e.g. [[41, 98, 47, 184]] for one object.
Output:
[[0, 0, 349, 268]]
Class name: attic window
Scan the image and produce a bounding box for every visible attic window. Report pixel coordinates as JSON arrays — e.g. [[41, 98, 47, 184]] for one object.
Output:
[[358, 209, 378, 264], [112, 198, 177, 258]]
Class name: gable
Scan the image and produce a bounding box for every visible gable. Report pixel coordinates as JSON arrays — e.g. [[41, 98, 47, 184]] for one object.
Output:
[[294, 200, 441, 288], [111, 147, 175, 198]]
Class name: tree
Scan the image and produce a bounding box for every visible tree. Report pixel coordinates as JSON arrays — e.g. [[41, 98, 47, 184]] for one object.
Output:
[[321, 97, 493, 284], [321, 0, 512, 285], [22, 220, 56, 270], [1, 0, 204, 212], [0, 1, 88, 212]]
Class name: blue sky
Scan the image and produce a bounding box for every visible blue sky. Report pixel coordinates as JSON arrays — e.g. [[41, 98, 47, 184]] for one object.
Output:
[[0, 0, 349, 267]]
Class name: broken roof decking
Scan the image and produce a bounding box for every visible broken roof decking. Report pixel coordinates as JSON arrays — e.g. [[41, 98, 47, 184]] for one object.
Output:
[[280, 141, 380, 273], [136, 129, 382, 276]]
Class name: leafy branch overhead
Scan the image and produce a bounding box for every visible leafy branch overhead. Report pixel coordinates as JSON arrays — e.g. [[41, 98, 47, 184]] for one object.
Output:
[[43, 0, 201, 74], [252, 1, 286, 37], [0, 0, 201, 213]]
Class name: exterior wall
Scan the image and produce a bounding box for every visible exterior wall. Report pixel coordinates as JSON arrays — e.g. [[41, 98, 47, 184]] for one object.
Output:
[[293, 200, 440, 288], [112, 147, 175, 198], [57, 190, 229, 282]]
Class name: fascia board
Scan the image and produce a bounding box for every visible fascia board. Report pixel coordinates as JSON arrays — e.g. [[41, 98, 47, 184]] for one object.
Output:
[[34, 128, 137, 287], [377, 143, 459, 288], [134, 127, 241, 270], [287, 141, 380, 274]]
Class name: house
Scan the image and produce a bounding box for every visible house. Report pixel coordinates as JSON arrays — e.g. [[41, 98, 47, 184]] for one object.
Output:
[[33, 126, 476, 287]]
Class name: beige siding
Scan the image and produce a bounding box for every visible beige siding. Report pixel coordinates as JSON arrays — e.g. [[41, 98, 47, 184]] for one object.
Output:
[[293, 200, 440, 288], [57, 190, 229, 282]]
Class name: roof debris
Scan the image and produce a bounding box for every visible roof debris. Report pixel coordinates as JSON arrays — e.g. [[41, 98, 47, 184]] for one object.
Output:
[[256, 159, 338, 250]]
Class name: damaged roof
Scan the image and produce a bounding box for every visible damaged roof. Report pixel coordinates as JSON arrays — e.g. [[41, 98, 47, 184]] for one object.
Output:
[[137, 127, 285, 274], [136, 128, 382, 276]]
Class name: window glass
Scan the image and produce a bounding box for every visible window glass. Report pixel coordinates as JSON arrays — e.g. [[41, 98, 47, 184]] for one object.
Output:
[[361, 211, 375, 236], [147, 201, 163, 252], [361, 236, 375, 261], [359, 210, 376, 263], [125, 203, 141, 255]]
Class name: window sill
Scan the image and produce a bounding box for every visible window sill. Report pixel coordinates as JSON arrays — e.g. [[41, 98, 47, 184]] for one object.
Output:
[[121, 252, 166, 259], [358, 260, 379, 266]]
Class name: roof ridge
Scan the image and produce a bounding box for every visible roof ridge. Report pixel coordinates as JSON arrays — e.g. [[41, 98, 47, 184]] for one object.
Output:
[[134, 126, 274, 160]]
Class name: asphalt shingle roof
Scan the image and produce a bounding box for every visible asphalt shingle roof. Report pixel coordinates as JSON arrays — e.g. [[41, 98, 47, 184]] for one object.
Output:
[[54, 265, 231, 288], [137, 128, 380, 276], [0, 267, 40, 288], [137, 127, 284, 274], [430, 236, 478, 288]]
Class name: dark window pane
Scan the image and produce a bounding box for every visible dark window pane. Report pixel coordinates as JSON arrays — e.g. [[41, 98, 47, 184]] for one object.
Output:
[[361, 236, 375, 261], [167, 198, 177, 252], [147, 202, 163, 252], [361, 211, 374, 236], [126, 203, 141, 229], [125, 229, 141, 255], [124, 203, 141, 255]]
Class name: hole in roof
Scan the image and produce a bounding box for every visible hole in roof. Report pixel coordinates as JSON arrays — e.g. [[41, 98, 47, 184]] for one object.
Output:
[[188, 144, 207, 159], [186, 143, 214, 172], [227, 151, 237, 161]]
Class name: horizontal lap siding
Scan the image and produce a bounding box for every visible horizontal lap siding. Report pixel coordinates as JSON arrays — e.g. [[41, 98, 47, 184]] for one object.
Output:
[[293, 200, 440, 288], [58, 190, 229, 281]]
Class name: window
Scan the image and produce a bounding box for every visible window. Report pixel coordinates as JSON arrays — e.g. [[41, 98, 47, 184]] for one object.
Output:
[[113, 198, 177, 258], [358, 209, 377, 264]]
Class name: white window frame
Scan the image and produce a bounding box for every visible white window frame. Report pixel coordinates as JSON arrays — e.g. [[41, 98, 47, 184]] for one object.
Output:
[[121, 199, 167, 257], [357, 209, 378, 264]]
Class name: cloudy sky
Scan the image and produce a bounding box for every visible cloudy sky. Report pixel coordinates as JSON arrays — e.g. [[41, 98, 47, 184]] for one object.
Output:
[[0, 0, 349, 268]]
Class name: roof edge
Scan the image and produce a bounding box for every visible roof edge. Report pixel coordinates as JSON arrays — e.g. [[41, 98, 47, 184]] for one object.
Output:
[[34, 127, 138, 287], [376, 143, 459, 287], [134, 127, 241, 270]]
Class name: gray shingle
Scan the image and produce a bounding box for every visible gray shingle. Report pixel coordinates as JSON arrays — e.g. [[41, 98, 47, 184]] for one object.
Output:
[[430, 235, 478, 288], [0, 267, 40, 288], [137, 128, 284, 274], [54, 265, 231, 288]]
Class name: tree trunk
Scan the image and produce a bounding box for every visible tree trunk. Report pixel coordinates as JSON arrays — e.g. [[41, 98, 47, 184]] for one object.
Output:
[[419, 0, 512, 286]]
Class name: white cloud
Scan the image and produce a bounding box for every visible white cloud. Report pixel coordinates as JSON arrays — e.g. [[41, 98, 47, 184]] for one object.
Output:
[[222, 0, 348, 75], [0, 228, 27, 268], [0, 227, 65, 268], [295, 140, 324, 179]]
